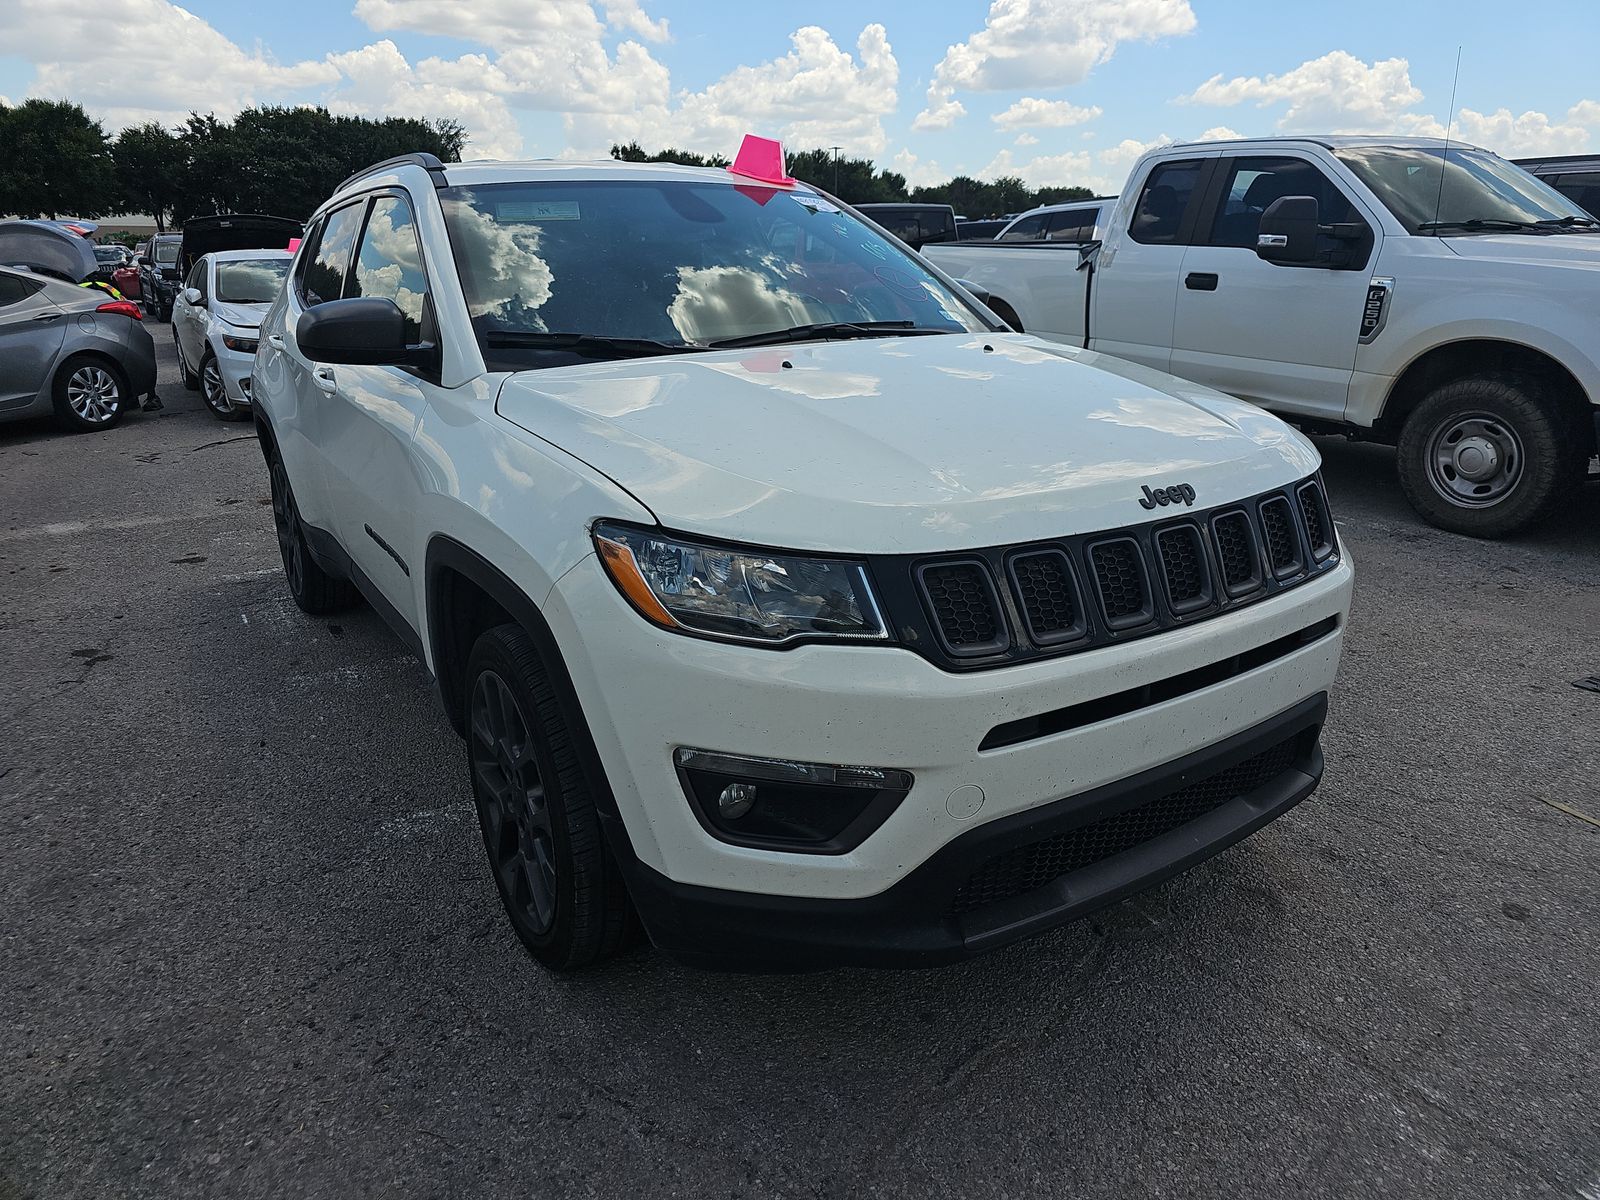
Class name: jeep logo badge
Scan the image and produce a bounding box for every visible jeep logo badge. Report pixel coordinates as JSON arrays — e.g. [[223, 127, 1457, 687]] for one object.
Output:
[[1139, 483, 1196, 509]]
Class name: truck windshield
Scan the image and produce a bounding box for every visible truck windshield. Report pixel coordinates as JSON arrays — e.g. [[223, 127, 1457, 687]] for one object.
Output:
[[437, 180, 986, 368], [216, 258, 289, 304], [1336, 146, 1594, 234]]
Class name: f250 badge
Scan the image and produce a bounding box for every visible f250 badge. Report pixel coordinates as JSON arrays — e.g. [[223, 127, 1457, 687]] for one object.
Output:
[[1139, 483, 1196, 509]]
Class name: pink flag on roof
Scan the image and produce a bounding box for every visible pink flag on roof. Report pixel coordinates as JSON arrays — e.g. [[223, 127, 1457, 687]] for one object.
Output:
[[727, 135, 795, 187]]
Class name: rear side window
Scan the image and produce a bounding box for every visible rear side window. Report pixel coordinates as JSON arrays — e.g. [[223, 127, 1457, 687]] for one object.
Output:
[[878, 214, 922, 243], [1130, 161, 1203, 244], [0, 273, 43, 308], [1552, 172, 1600, 217], [999, 214, 1046, 241], [350, 194, 430, 342], [300, 201, 365, 306], [1206, 157, 1363, 249], [1045, 207, 1098, 242]]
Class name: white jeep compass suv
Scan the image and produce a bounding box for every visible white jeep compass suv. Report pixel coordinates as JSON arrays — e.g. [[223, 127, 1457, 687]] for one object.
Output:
[[251, 147, 1354, 972]]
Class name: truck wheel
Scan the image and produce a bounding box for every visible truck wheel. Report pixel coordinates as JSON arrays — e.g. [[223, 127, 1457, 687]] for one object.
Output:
[[268, 456, 358, 613], [1396, 374, 1583, 538], [52, 355, 128, 432], [465, 623, 632, 971]]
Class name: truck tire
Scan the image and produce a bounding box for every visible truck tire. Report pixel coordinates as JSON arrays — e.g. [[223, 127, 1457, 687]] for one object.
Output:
[[1396, 373, 1583, 538], [268, 456, 359, 613], [464, 623, 633, 971]]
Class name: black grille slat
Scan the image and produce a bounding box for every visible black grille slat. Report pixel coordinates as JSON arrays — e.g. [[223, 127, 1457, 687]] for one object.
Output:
[[1259, 497, 1302, 577], [1211, 510, 1261, 596], [1155, 524, 1212, 614], [1088, 538, 1151, 629], [918, 561, 1006, 656], [1297, 482, 1333, 559], [949, 737, 1302, 914], [1009, 550, 1085, 645]]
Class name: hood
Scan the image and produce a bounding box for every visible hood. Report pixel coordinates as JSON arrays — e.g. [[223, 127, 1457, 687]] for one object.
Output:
[[494, 334, 1320, 554], [1442, 231, 1600, 269], [0, 220, 97, 283], [180, 214, 301, 266], [209, 299, 269, 330]]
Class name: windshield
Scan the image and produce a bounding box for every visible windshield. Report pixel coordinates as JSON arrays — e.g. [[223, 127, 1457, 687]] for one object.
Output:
[[437, 179, 988, 368], [154, 240, 180, 265], [1336, 146, 1593, 234], [94, 246, 123, 263], [216, 258, 289, 304]]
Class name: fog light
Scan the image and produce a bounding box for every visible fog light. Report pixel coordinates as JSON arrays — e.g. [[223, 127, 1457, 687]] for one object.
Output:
[[674, 747, 913, 854], [718, 782, 757, 819]]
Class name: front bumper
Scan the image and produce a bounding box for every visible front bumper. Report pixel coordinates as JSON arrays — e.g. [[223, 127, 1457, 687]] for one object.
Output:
[[210, 337, 256, 404], [622, 694, 1326, 970], [545, 546, 1351, 920]]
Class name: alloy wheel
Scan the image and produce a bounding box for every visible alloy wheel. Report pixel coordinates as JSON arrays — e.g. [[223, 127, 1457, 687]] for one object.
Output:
[[202, 359, 232, 413], [269, 460, 305, 596], [66, 365, 121, 424], [471, 670, 557, 935]]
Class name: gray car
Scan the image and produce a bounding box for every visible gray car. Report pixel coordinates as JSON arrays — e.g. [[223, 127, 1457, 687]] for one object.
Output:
[[0, 265, 159, 432]]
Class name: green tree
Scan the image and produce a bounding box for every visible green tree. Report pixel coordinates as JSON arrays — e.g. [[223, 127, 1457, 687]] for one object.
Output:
[[0, 99, 118, 218], [610, 141, 729, 168], [113, 122, 184, 230]]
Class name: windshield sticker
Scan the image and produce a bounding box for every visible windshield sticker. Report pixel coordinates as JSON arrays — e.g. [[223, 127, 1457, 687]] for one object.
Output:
[[499, 201, 581, 221], [791, 194, 841, 214]]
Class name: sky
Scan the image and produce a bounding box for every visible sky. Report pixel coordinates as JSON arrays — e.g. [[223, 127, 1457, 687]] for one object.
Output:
[[3, 0, 1598, 195]]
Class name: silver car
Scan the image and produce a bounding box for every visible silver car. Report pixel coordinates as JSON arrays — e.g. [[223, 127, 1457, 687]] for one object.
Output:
[[172, 249, 291, 421], [0, 264, 158, 432]]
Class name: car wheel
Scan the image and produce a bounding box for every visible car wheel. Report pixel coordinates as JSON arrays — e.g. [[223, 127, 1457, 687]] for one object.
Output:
[[465, 623, 633, 971], [175, 331, 199, 390], [1396, 373, 1584, 538], [52, 356, 128, 433], [267, 456, 359, 614], [200, 353, 245, 420]]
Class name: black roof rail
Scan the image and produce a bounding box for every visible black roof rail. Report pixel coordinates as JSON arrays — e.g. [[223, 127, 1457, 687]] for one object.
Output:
[[336, 152, 448, 194]]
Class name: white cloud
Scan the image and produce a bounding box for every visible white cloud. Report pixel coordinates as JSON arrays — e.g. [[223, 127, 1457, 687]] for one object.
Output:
[[891, 148, 948, 189], [1014, 132, 1039, 146], [981, 147, 1111, 192], [565, 24, 899, 159], [916, 0, 1196, 130], [604, 0, 670, 41], [992, 97, 1102, 131], [1180, 50, 1600, 157]]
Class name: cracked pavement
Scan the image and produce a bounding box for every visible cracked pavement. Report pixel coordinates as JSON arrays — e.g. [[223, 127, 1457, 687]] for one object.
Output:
[[2, 334, 1598, 1199]]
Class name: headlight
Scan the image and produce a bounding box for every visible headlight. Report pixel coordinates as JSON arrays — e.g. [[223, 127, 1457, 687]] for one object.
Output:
[[593, 522, 887, 645], [221, 333, 259, 353]]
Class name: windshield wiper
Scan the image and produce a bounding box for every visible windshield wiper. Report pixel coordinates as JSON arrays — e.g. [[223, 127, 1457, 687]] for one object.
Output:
[[1533, 215, 1600, 230], [705, 321, 951, 350], [483, 330, 703, 359], [1416, 218, 1554, 234]]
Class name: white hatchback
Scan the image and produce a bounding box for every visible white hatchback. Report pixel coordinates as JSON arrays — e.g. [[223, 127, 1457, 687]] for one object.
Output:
[[172, 249, 291, 421]]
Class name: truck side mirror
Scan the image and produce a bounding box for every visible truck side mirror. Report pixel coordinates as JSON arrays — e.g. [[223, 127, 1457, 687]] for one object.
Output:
[[1255, 196, 1319, 264]]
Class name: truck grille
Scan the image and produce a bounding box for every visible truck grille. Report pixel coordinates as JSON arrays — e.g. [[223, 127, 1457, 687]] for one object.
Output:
[[949, 735, 1303, 915], [895, 475, 1337, 671]]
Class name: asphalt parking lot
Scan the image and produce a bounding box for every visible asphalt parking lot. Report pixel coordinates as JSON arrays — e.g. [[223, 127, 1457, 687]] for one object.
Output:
[[2, 331, 1597, 1200]]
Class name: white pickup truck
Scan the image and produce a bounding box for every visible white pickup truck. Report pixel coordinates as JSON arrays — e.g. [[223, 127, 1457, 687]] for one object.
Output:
[[925, 135, 1600, 537]]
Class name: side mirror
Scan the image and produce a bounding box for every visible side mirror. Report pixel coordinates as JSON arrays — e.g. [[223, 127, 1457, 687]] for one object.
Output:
[[137, 256, 151, 267], [1255, 196, 1319, 264], [956, 278, 993, 306], [182, 287, 204, 306], [296, 297, 436, 368]]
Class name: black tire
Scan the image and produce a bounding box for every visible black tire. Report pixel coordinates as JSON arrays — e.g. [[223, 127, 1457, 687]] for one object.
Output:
[[268, 456, 358, 613], [1396, 373, 1584, 538], [51, 355, 128, 432], [176, 331, 200, 391], [465, 623, 632, 971], [200, 352, 247, 420]]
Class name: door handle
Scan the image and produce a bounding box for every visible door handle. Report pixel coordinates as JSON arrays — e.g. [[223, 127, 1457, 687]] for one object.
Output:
[[312, 366, 338, 394], [32, 313, 60, 322], [1185, 272, 1219, 291], [267, 333, 285, 350]]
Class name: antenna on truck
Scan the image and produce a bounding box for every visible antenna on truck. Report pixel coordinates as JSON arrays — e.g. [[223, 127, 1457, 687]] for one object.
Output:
[[1430, 47, 1463, 231]]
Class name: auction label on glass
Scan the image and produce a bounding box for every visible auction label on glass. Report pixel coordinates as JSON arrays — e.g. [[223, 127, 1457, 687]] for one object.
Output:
[[500, 201, 581, 221]]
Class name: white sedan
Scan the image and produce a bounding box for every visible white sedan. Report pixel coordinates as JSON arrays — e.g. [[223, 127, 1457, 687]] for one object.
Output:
[[172, 249, 291, 421]]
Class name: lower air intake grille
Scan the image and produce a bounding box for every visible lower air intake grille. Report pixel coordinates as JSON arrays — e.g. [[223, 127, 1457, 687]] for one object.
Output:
[[919, 561, 1005, 655], [949, 736, 1303, 914], [1259, 496, 1302, 576], [1088, 538, 1151, 628]]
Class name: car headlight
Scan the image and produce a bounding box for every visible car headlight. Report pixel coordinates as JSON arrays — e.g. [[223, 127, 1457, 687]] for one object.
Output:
[[221, 333, 259, 353], [593, 522, 887, 645]]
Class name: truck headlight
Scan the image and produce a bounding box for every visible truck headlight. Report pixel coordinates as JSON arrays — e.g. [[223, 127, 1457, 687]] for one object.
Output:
[[593, 522, 888, 645]]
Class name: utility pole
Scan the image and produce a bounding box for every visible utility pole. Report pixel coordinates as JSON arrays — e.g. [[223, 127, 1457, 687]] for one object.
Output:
[[830, 146, 843, 196]]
